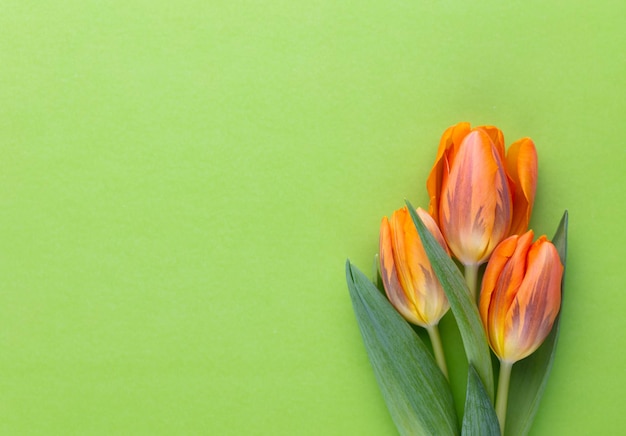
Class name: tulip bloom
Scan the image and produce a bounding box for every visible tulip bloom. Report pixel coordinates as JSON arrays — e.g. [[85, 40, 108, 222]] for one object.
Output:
[[427, 122, 538, 267], [479, 230, 563, 363], [380, 207, 450, 327], [479, 230, 563, 432], [380, 207, 450, 376]]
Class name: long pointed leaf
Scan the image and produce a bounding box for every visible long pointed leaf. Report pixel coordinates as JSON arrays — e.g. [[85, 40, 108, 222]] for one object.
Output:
[[346, 261, 459, 435], [462, 365, 500, 436], [406, 201, 494, 399], [504, 211, 568, 436]]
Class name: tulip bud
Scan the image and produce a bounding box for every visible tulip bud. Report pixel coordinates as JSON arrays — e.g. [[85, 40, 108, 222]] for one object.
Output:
[[479, 230, 563, 363], [427, 123, 538, 267], [379, 207, 450, 327]]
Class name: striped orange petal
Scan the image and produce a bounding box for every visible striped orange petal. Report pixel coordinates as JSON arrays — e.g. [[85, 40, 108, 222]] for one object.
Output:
[[439, 128, 512, 266], [427, 122, 471, 225], [506, 137, 538, 236], [379, 215, 422, 325]]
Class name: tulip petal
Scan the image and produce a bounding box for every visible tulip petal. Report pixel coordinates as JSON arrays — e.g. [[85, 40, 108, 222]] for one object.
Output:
[[427, 122, 471, 224], [481, 231, 534, 358], [479, 235, 518, 333], [390, 207, 450, 326], [493, 231, 534, 352], [506, 138, 538, 235], [478, 125, 506, 161], [380, 216, 422, 325], [391, 209, 426, 323], [440, 129, 512, 265]]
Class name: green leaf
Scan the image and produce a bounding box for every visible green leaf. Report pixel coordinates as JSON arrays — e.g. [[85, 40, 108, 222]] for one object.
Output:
[[372, 253, 385, 294], [462, 365, 500, 436], [346, 261, 459, 436], [405, 201, 494, 400], [504, 211, 568, 436]]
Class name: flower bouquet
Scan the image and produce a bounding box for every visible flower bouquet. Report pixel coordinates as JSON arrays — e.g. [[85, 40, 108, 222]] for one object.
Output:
[[346, 122, 567, 435]]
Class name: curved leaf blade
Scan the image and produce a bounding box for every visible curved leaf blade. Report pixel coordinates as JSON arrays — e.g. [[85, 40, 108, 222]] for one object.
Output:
[[504, 211, 568, 436], [405, 201, 494, 399], [346, 261, 459, 436], [462, 365, 500, 436]]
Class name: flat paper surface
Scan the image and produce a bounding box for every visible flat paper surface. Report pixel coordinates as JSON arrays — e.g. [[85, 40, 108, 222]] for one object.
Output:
[[1, 1, 624, 434]]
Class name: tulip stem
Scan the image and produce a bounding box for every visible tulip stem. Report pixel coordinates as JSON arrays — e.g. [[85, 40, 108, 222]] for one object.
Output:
[[426, 324, 448, 379], [464, 263, 480, 301], [496, 360, 513, 435]]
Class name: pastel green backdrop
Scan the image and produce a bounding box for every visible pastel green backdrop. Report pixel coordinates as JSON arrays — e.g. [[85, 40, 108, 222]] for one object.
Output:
[[1, 1, 624, 434]]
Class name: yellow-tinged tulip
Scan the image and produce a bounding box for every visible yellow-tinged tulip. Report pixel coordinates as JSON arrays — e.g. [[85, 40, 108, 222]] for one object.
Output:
[[379, 207, 450, 328], [479, 230, 563, 364], [427, 122, 538, 267]]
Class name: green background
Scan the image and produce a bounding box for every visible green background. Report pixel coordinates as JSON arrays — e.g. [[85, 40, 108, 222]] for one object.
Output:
[[1, 1, 624, 434]]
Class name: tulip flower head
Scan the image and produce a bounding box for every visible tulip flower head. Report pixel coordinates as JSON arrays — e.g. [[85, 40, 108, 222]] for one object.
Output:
[[427, 122, 538, 267], [379, 207, 450, 328], [479, 230, 563, 364]]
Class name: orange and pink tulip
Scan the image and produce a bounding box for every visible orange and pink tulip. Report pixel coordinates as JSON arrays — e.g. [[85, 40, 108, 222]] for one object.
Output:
[[479, 230, 563, 363], [427, 122, 538, 267], [379, 207, 450, 328]]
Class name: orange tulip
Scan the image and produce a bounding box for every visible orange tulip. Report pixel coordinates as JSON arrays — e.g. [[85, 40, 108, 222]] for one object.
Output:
[[379, 207, 450, 328], [427, 122, 538, 267], [479, 230, 563, 363]]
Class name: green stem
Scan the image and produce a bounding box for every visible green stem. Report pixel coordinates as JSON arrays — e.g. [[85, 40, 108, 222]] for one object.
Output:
[[464, 263, 480, 302], [426, 324, 448, 379], [496, 360, 513, 435]]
